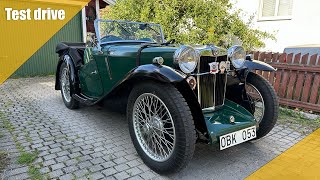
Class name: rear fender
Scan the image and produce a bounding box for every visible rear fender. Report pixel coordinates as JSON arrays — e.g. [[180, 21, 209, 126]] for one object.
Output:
[[55, 53, 77, 94]]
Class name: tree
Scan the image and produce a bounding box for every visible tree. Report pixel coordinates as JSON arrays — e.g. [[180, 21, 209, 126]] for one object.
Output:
[[103, 0, 275, 49]]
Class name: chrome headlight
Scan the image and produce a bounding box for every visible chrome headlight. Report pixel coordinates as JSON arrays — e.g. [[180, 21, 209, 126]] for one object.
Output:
[[227, 46, 246, 68], [174, 45, 199, 74]]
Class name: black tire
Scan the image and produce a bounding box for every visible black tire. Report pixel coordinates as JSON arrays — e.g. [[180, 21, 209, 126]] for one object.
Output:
[[246, 72, 279, 138], [127, 82, 196, 174], [59, 62, 79, 109]]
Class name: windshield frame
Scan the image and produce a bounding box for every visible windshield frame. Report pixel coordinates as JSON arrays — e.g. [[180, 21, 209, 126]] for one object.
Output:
[[94, 19, 165, 48]]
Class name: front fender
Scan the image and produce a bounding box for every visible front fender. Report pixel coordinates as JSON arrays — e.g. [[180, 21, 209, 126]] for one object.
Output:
[[243, 60, 276, 71], [108, 64, 208, 134], [124, 64, 187, 83], [107, 64, 188, 97]]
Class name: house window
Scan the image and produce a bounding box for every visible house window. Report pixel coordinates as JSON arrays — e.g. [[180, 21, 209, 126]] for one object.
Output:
[[259, 0, 293, 21]]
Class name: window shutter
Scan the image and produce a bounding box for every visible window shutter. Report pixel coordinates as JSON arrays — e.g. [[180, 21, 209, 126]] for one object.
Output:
[[262, 0, 277, 17], [278, 0, 293, 16]]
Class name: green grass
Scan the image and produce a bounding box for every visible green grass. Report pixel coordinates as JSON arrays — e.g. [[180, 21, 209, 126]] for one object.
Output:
[[0, 151, 9, 173], [1, 105, 44, 180], [2, 118, 15, 133], [75, 156, 81, 162], [0, 132, 4, 138], [17, 152, 38, 165], [28, 166, 44, 180], [278, 108, 320, 134]]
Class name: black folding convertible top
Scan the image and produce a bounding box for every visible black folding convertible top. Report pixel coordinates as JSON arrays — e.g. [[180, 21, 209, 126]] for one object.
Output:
[[56, 42, 86, 67]]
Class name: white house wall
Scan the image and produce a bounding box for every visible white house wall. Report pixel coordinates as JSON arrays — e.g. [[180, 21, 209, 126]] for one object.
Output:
[[233, 0, 320, 52]]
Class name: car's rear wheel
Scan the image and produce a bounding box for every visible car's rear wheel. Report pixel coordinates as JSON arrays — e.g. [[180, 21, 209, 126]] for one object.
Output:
[[60, 62, 79, 109], [245, 72, 279, 138], [127, 82, 196, 174]]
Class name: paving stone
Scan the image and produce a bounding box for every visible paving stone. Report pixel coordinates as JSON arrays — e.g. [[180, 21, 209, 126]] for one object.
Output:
[[124, 154, 137, 161], [57, 151, 69, 156], [114, 164, 130, 172], [50, 147, 63, 153], [127, 159, 141, 168], [65, 159, 78, 166], [102, 167, 117, 176], [49, 143, 62, 149], [60, 173, 74, 180], [7, 173, 29, 180], [114, 171, 130, 180], [49, 169, 64, 179], [89, 164, 104, 173], [79, 155, 92, 162], [68, 152, 82, 159], [113, 157, 127, 164], [43, 154, 57, 161], [139, 171, 157, 180], [91, 157, 105, 165], [43, 159, 56, 167], [91, 152, 104, 158], [0, 77, 310, 180], [126, 167, 143, 176], [55, 155, 70, 163], [101, 161, 116, 169], [113, 151, 127, 158], [51, 162, 66, 171], [74, 169, 90, 178], [7, 166, 28, 176], [39, 167, 50, 174], [78, 161, 93, 169], [90, 172, 105, 180], [137, 164, 149, 172], [127, 175, 144, 180], [63, 165, 79, 174], [31, 143, 43, 149]]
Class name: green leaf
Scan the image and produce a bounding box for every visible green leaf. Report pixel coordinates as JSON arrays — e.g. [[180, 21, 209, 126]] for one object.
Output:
[[103, 0, 275, 49]]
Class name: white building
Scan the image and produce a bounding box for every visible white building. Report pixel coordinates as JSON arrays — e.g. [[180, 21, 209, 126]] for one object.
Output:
[[233, 0, 320, 52]]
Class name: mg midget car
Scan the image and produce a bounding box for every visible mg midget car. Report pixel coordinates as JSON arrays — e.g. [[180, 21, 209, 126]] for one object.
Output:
[[55, 19, 278, 174]]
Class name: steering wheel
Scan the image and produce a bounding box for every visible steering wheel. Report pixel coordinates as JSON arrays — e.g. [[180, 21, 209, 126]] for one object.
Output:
[[100, 35, 123, 43]]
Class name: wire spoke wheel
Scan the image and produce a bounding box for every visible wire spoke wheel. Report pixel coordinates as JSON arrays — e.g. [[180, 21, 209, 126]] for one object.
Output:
[[133, 93, 176, 162], [61, 68, 71, 103], [245, 83, 265, 123]]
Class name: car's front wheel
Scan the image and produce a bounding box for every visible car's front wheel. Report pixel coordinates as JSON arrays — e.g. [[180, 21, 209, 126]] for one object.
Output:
[[245, 72, 279, 138], [127, 82, 196, 174], [59, 62, 79, 109]]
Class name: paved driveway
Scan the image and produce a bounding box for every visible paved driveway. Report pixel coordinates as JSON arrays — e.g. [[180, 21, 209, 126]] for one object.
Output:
[[0, 77, 306, 180]]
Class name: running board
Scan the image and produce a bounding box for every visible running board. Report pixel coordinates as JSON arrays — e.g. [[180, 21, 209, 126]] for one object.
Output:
[[72, 94, 97, 106]]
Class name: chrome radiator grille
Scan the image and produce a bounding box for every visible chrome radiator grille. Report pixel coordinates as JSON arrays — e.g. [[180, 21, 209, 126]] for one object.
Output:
[[197, 56, 228, 109]]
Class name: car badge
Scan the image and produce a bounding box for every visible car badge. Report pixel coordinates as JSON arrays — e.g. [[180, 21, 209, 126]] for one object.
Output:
[[219, 61, 227, 74], [209, 62, 219, 74], [226, 61, 231, 71]]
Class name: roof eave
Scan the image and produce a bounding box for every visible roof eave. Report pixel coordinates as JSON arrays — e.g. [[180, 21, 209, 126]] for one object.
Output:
[[103, 0, 116, 5]]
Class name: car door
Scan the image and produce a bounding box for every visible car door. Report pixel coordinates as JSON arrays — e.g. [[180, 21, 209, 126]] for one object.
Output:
[[88, 45, 137, 95], [78, 48, 104, 98]]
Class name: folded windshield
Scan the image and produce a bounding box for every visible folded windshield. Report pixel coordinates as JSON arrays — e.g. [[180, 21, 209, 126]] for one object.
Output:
[[95, 20, 165, 44]]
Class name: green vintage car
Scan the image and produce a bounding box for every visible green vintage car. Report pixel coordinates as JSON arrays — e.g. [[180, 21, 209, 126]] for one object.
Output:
[[55, 19, 278, 174]]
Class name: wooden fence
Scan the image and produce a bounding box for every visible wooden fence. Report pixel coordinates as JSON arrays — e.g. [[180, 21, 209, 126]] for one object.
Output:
[[249, 51, 320, 112]]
